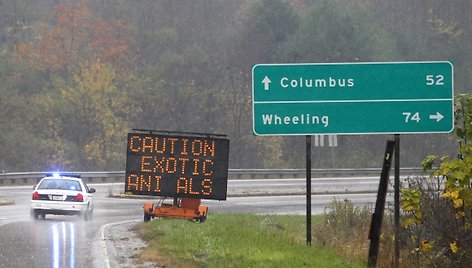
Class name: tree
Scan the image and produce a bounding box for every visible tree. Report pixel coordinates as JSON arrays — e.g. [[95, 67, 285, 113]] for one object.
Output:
[[401, 94, 472, 266], [45, 61, 129, 170], [21, 1, 135, 80], [0, 51, 46, 171], [231, 0, 299, 69], [278, 0, 395, 63]]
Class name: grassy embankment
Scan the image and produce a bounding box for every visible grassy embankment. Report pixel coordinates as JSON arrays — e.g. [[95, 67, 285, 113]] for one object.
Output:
[[135, 213, 366, 268]]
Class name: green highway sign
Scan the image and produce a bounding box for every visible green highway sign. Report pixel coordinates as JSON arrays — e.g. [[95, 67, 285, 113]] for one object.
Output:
[[252, 61, 454, 135]]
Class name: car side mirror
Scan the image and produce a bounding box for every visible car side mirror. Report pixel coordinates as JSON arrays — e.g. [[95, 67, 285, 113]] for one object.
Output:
[[89, 188, 96, 193]]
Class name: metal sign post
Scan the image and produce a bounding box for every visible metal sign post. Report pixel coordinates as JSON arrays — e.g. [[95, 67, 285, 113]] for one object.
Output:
[[368, 140, 395, 267], [394, 135, 401, 268], [306, 135, 312, 245]]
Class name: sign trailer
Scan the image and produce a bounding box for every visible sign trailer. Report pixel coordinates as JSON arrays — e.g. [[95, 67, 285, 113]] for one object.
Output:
[[125, 129, 230, 222]]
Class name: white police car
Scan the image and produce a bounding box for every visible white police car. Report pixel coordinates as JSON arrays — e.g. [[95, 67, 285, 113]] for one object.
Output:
[[30, 173, 95, 221]]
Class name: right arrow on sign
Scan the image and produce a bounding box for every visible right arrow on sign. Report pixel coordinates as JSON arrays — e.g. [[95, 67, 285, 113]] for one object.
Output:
[[429, 112, 444, 122]]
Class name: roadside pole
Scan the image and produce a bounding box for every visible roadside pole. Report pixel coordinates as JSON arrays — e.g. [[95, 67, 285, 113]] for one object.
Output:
[[368, 140, 395, 267], [306, 135, 312, 245], [394, 134, 400, 267]]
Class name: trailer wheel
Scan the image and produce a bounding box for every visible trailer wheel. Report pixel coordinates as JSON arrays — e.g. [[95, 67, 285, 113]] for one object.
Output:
[[144, 213, 151, 222], [198, 215, 207, 223], [143, 202, 154, 222]]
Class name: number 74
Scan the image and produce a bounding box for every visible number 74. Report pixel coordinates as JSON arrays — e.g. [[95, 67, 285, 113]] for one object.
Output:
[[403, 112, 420, 123]]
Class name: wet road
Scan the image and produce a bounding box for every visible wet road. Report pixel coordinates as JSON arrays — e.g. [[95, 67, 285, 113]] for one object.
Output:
[[0, 178, 385, 267], [0, 184, 145, 268]]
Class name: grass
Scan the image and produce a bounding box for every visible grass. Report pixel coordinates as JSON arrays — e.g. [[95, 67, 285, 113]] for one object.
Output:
[[136, 213, 366, 268]]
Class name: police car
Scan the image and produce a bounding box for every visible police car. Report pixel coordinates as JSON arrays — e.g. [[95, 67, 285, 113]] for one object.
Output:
[[30, 173, 96, 221]]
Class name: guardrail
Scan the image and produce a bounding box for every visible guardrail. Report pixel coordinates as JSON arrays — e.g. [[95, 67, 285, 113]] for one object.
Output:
[[229, 167, 425, 179], [0, 168, 425, 186]]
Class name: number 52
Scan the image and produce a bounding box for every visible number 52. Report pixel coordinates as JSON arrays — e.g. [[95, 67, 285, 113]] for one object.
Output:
[[426, 75, 444, 86]]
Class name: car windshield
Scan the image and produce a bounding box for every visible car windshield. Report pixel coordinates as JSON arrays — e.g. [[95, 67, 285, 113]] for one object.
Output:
[[38, 179, 82, 191]]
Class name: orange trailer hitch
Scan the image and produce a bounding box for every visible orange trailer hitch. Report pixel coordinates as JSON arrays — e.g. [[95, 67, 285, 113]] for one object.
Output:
[[143, 197, 208, 223]]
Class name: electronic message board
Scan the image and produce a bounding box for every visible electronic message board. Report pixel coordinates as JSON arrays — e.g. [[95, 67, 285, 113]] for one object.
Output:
[[125, 130, 230, 200]]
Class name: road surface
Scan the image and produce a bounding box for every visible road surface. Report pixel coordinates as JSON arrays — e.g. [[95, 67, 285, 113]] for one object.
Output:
[[0, 177, 391, 267]]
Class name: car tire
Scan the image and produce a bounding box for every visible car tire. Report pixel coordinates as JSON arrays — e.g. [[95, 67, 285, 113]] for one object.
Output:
[[30, 210, 39, 220], [83, 208, 92, 221], [82, 207, 93, 221]]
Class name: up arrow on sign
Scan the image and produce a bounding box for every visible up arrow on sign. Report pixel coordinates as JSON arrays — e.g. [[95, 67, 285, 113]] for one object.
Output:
[[262, 76, 271, 90]]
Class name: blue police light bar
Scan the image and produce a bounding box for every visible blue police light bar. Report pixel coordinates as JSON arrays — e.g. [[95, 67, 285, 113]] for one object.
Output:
[[44, 172, 81, 178]]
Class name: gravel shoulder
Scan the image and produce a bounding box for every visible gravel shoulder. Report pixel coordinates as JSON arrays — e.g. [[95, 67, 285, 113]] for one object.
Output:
[[104, 221, 159, 268]]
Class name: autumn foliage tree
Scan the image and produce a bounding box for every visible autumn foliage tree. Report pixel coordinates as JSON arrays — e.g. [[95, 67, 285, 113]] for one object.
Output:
[[61, 61, 129, 170], [401, 94, 472, 266], [2, 0, 472, 172], [23, 1, 135, 79]]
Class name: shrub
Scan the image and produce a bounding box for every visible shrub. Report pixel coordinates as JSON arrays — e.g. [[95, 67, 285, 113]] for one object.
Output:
[[399, 94, 472, 267], [400, 175, 472, 267], [313, 198, 395, 266]]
